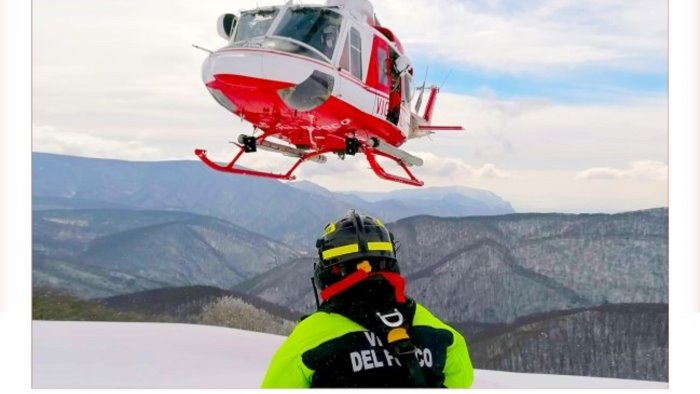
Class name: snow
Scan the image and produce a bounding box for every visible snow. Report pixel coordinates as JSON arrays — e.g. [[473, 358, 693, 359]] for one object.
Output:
[[32, 321, 283, 388], [32, 321, 668, 389]]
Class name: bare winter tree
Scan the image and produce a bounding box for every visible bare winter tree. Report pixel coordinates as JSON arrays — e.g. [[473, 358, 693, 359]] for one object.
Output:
[[200, 296, 295, 336]]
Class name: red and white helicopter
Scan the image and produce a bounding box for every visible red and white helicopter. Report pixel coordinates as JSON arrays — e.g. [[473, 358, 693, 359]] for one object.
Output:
[[195, 0, 463, 186]]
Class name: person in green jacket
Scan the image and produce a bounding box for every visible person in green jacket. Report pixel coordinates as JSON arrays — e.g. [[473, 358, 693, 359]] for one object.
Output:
[[261, 210, 474, 388]]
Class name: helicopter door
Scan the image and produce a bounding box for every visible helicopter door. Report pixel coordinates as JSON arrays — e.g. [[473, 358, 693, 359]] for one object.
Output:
[[367, 36, 391, 120], [386, 48, 402, 125]]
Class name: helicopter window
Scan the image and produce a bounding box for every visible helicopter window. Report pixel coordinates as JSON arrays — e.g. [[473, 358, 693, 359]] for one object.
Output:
[[404, 73, 414, 102], [259, 38, 326, 62], [340, 37, 350, 72], [349, 28, 363, 80], [377, 47, 389, 87], [273, 7, 343, 60], [234, 8, 280, 42], [340, 28, 362, 80]]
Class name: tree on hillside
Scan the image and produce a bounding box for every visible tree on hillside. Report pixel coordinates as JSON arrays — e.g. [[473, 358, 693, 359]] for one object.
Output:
[[200, 296, 295, 335]]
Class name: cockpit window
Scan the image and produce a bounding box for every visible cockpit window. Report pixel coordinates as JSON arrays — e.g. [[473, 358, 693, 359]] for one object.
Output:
[[273, 7, 343, 60], [404, 72, 414, 102], [234, 8, 280, 42]]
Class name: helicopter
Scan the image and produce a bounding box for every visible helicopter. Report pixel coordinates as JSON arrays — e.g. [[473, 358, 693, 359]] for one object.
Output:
[[195, 0, 463, 187]]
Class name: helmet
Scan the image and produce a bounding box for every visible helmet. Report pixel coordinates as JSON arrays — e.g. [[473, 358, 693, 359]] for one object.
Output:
[[320, 24, 338, 45], [314, 210, 399, 293]]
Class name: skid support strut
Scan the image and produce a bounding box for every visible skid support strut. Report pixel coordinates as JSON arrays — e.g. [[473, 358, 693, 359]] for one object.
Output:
[[195, 134, 328, 181], [363, 145, 424, 187]]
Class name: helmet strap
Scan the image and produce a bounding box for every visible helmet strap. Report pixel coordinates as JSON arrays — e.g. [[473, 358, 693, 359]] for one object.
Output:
[[311, 277, 321, 310], [320, 266, 370, 301], [374, 271, 406, 303]]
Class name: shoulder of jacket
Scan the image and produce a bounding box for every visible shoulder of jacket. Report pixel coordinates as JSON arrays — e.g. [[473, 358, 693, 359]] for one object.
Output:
[[412, 303, 464, 341], [286, 311, 367, 352], [412, 303, 445, 327], [295, 310, 366, 333]]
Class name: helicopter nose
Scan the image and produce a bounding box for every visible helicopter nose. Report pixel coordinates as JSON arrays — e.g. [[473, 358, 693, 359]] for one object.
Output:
[[202, 51, 264, 84], [277, 70, 335, 112], [202, 50, 336, 112]]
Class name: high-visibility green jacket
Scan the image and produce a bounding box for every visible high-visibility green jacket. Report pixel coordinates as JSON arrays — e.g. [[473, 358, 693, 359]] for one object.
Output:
[[261, 302, 473, 388]]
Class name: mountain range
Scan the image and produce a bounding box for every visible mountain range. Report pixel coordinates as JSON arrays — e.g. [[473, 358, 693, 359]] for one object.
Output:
[[31, 152, 668, 382], [33, 209, 300, 298], [33, 152, 514, 248], [467, 303, 668, 381], [236, 209, 668, 325]]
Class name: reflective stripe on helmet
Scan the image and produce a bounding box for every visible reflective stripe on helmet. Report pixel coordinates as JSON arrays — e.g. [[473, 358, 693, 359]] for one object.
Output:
[[322, 223, 336, 237], [367, 241, 393, 252], [322, 241, 393, 261], [321, 243, 359, 260]]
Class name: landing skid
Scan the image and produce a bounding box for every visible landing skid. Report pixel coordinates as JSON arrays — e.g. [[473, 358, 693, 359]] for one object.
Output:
[[195, 134, 330, 181], [195, 148, 299, 181], [363, 145, 424, 187], [195, 135, 425, 187]]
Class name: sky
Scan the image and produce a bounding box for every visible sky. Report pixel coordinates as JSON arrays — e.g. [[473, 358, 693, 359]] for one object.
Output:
[[31, 0, 669, 213]]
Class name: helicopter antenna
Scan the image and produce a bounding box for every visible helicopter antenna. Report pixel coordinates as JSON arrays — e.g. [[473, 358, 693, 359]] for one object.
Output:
[[191, 44, 212, 54], [439, 69, 454, 90], [414, 65, 429, 113]]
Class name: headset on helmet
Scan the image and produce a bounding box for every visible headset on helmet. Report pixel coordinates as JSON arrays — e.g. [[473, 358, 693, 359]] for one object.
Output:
[[313, 210, 400, 299]]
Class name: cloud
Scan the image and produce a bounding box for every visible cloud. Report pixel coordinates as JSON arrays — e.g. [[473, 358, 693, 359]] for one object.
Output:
[[412, 91, 667, 171], [473, 162, 511, 179], [297, 151, 511, 190], [33, 124, 161, 160], [416, 152, 511, 179], [298, 155, 366, 178], [374, 0, 666, 74], [574, 161, 667, 181]]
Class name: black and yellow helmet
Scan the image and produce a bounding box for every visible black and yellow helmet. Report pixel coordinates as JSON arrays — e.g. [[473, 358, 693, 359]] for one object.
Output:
[[314, 210, 399, 291]]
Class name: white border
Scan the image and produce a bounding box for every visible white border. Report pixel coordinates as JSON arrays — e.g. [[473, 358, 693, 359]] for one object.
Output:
[[1, 0, 698, 392], [668, 0, 700, 390], [1, 0, 32, 392]]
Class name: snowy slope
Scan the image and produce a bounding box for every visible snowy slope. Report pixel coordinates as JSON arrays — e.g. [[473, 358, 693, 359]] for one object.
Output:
[[32, 321, 667, 389]]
